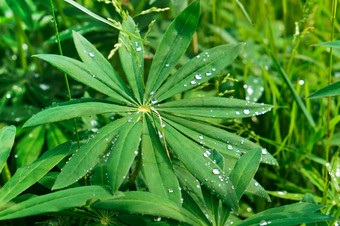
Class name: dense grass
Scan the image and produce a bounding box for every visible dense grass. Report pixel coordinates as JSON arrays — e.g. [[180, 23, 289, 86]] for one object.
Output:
[[0, 0, 339, 225]]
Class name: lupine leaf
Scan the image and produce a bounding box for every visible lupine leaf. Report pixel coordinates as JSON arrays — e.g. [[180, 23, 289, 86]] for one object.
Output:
[[23, 99, 134, 128], [158, 97, 273, 119], [119, 16, 144, 103], [91, 191, 205, 225], [72, 31, 136, 104], [0, 125, 16, 174], [52, 116, 135, 190], [314, 40, 340, 49], [0, 142, 72, 208], [153, 43, 244, 102], [141, 116, 181, 205], [163, 122, 239, 210], [107, 119, 143, 193], [34, 54, 130, 104], [0, 186, 112, 220], [145, 0, 200, 97]]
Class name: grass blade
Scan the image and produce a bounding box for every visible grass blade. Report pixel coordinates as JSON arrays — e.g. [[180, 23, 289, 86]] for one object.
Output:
[[0, 142, 72, 208], [314, 40, 340, 48], [0, 186, 112, 220], [145, 0, 200, 97], [142, 116, 181, 205], [92, 191, 205, 225], [107, 120, 143, 193], [154, 43, 244, 102], [23, 99, 134, 128], [308, 80, 340, 99], [0, 126, 16, 174]]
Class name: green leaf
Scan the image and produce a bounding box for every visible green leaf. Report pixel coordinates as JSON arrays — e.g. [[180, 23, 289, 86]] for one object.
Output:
[[163, 123, 239, 211], [119, 16, 144, 103], [153, 43, 244, 102], [158, 97, 273, 119], [162, 113, 277, 165], [0, 186, 112, 220], [145, 0, 200, 97], [52, 116, 134, 190], [46, 124, 68, 150], [23, 98, 134, 128], [243, 75, 264, 102], [0, 125, 16, 174], [235, 203, 335, 226], [308, 80, 340, 99], [107, 119, 143, 193], [230, 148, 261, 200], [34, 54, 130, 104], [142, 116, 181, 205], [314, 40, 340, 48], [91, 191, 205, 225], [14, 126, 45, 167], [72, 31, 137, 104], [0, 142, 72, 208]]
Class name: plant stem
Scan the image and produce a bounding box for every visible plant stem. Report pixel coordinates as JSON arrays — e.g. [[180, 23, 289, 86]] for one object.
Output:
[[322, 0, 337, 206], [50, 0, 81, 149]]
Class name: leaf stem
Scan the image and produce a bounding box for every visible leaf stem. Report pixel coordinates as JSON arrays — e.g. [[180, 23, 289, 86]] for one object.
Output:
[[322, 0, 337, 206], [50, 0, 81, 149]]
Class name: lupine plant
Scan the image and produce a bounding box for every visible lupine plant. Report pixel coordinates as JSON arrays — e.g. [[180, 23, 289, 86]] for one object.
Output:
[[0, 0, 337, 225]]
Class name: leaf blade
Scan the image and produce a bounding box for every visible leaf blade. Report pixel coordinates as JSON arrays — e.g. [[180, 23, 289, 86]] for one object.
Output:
[[0, 125, 16, 174], [308, 80, 340, 99]]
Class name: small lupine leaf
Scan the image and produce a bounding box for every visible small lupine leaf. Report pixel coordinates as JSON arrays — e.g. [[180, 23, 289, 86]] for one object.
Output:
[[0, 125, 16, 174], [309, 80, 340, 99]]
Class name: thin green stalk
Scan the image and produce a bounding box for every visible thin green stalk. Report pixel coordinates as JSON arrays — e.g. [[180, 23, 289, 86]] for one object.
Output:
[[50, 0, 81, 149], [322, 0, 337, 206]]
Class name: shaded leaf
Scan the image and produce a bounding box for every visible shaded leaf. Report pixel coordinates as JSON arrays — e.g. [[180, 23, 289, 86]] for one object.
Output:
[[0, 125, 16, 174], [92, 191, 205, 225], [0, 186, 112, 220], [0, 142, 72, 208]]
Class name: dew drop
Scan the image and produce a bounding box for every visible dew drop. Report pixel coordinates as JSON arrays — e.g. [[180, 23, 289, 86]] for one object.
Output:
[[190, 80, 197, 85], [203, 150, 211, 157], [88, 52, 95, 57], [199, 135, 204, 140], [254, 182, 259, 187], [136, 47, 142, 52], [206, 72, 212, 76], [212, 169, 220, 175], [195, 74, 202, 79], [168, 188, 173, 193], [227, 145, 233, 150], [262, 149, 268, 154], [165, 63, 170, 67], [236, 111, 240, 115], [243, 109, 250, 114], [6, 94, 11, 99]]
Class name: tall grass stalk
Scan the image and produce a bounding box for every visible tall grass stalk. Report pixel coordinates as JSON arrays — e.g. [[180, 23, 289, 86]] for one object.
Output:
[[322, 0, 337, 206], [50, 0, 81, 148]]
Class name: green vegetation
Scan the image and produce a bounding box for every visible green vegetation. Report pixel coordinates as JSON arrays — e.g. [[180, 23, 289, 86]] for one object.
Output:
[[0, 0, 339, 225]]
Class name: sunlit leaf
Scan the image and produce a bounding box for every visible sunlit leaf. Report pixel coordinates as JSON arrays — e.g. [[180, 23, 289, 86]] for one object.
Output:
[[309, 80, 340, 99], [0, 125, 16, 174]]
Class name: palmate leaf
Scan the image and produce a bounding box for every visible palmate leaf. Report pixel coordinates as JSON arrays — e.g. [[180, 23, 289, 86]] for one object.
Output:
[[119, 16, 144, 103], [235, 203, 336, 226], [309, 80, 340, 99], [153, 43, 245, 102], [142, 116, 181, 205], [158, 97, 273, 119], [0, 142, 72, 208], [34, 54, 131, 104], [23, 98, 134, 128], [107, 119, 143, 193], [0, 186, 112, 220], [52, 116, 137, 190], [91, 191, 205, 225], [145, 0, 200, 97], [0, 125, 16, 174], [72, 31, 136, 104], [162, 122, 239, 211]]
